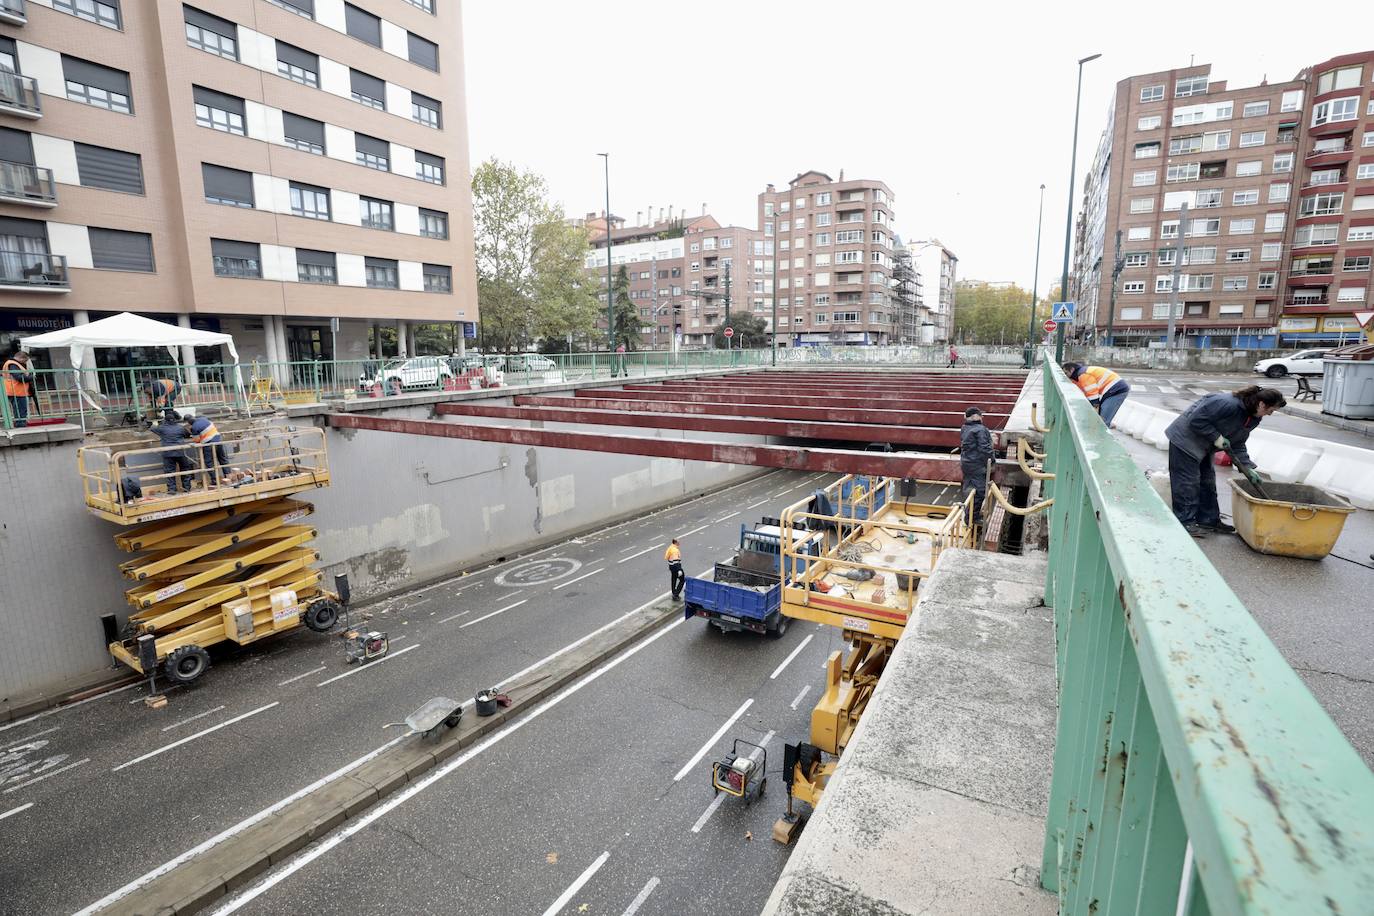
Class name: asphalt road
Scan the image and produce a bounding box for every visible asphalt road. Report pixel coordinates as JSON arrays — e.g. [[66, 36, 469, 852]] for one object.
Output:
[[0, 467, 838, 915]]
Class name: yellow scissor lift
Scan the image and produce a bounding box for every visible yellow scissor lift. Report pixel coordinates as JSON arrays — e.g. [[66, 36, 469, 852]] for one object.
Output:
[[770, 474, 974, 842], [77, 423, 342, 685]]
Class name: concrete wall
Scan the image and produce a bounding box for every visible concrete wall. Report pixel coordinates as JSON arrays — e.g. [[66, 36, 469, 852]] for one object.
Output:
[[1065, 345, 1284, 373], [0, 399, 763, 712]]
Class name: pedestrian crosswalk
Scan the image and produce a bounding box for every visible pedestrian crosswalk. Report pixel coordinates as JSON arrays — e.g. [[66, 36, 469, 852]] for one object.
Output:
[[1118, 375, 1250, 396]]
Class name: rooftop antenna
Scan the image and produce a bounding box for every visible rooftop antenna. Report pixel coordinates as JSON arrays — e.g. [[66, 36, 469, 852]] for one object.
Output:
[[1189, 54, 1194, 66]]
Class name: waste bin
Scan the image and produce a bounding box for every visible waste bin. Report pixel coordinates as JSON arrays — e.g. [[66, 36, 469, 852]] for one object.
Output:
[[1320, 343, 1374, 419]]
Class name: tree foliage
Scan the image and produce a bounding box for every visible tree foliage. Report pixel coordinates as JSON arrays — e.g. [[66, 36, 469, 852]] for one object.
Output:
[[609, 265, 644, 349], [953, 283, 1042, 344], [711, 312, 770, 349], [471, 158, 601, 352]]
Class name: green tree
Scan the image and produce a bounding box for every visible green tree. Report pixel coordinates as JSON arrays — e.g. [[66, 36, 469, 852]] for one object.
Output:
[[609, 265, 644, 349], [953, 282, 1038, 344], [711, 312, 770, 349], [471, 158, 601, 352]]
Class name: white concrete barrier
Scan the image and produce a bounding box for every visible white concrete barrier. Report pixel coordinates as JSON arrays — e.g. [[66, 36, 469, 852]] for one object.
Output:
[[1303, 442, 1374, 510], [1142, 408, 1174, 450], [1246, 430, 1324, 485], [1112, 401, 1147, 437]]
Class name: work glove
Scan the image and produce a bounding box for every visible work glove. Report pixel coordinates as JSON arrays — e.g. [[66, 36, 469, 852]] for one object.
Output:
[[1242, 465, 1262, 487], [1213, 435, 1230, 450]]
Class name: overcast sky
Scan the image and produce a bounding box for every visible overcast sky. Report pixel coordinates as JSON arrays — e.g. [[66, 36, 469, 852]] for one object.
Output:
[[462, 0, 1367, 295]]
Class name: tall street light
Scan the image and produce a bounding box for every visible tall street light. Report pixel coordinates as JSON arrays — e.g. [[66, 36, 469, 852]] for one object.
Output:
[[1024, 183, 1047, 368], [1056, 52, 1101, 364], [598, 153, 613, 351]]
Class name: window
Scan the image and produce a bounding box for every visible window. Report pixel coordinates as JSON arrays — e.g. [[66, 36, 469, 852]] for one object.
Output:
[[1157, 248, 1177, 266], [64, 56, 132, 113], [1130, 198, 1154, 214], [1186, 246, 1216, 264], [835, 229, 864, 243], [1128, 226, 1152, 241], [813, 272, 830, 287], [296, 248, 336, 284], [1233, 190, 1259, 206], [814, 232, 830, 246], [1121, 307, 1144, 321], [1269, 183, 1290, 203], [88, 227, 153, 272], [75, 143, 143, 194], [1299, 193, 1343, 217], [1167, 163, 1199, 182], [1243, 100, 1270, 118], [1123, 281, 1146, 294], [1350, 226, 1374, 242], [1183, 274, 1213, 291], [1140, 84, 1164, 102], [1135, 142, 1160, 159], [1273, 153, 1293, 173], [1222, 276, 1248, 291], [355, 133, 389, 171], [1138, 115, 1162, 130], [193, 86, 244, 135], [1124, 252, 1150, 268], [1264, 212, 1286, 233], [814, 212, 832, 226], [1344, 256, 1372, 272], [1195, 188, 1222, 208], [1229, 218, 1255, 234], [1365, 132, 1374, 148], [54, 0, 119, 28], [1258, 272, 1277, 289], [1261, 243, 1282, 261], [1294, 224, 1339, 247], [360, 196, 393, 230], [1133, 169, 1158, 187], [418, 208, 448, 239], [276, 42, 318, 87], [283, 112, 325, 155], [1239, 131, 1265, 148], [1281, 90, 1303, 112], [405, 0, 434, 11], [411, 92, 441, 128], [201, 163, 253, 207], [266, 0, 313, 16], [344, 3, 381, 46], [1312, 97, 1359, 127], [185, 6, 237, 60], [1317, 65, 1364, 91], [290, 181, 330, 220], [1191, 218, 1220, 236], [1254, 302, 1271, 318], [1357, 164, 1374, 181], [1175, 76, 1208, 98], [211, 238, 260, 278], [1226, 248, 1251, 263], [423, 263, 451, 292], [1357, 195, 1374, 211], [1337, 286, 1366, 302], [815, 192, 831, 205], [365, 256, 398, 289], [408, 32, 438, 71], [1170, 135, 1203, 155], [416, 151, 444, 184], [350, 69, 385, 109], [763, 202, 774, 217]]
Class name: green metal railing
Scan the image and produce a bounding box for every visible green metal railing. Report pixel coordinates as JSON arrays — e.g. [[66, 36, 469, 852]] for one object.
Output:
[[1038, 357, 1374, 914]]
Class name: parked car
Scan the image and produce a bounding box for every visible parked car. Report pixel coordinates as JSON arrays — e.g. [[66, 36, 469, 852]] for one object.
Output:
[[502, 353, 559, 373], [1252, 349, 1330, 377], [358, 356, 454, 394]]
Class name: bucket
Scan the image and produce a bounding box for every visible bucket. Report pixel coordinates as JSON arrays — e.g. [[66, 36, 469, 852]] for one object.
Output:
[[1228, 479, 1354, 560]]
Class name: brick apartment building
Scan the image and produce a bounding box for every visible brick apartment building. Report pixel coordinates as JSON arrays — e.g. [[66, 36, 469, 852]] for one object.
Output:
[[0, 0, 476, 374], [1074, 52, 1374, 348]]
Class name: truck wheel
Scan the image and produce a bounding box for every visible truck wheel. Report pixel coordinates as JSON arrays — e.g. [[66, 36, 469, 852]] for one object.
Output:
[[767, 614, 790, 640], [164, 645, 210, 684], [304, 598, 342, 632]]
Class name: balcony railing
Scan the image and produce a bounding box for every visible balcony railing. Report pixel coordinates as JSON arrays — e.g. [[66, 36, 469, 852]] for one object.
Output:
[[1307, 141, 1353, 158], [0, 0, 25, 24], [0, 69, 41, 117], [1284, 294, 1329, 306], [0, 250, 69, 289], [0, 160, 56, 206]]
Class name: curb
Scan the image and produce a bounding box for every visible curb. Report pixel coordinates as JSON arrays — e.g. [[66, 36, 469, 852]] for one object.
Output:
[[96, 597, 684, 916]]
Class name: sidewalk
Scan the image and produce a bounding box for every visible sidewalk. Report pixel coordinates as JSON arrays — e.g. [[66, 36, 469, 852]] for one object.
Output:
[[1284, 398, 1374, 439]]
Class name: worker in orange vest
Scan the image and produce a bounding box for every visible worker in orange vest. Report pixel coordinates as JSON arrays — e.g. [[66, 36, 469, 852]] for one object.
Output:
[[1061, 362, 1131, 427], [3, 350, 34, 428], [142, 376, 182, 418], [665, 538, 684, 601]]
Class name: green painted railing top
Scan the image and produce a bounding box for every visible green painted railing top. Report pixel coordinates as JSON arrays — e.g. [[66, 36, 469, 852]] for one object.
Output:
[[1039, 356, 1374, 914]]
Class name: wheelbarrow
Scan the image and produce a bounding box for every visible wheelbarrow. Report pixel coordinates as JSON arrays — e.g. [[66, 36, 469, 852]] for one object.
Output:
[[386, 696, 464, 741], [711, 738, 767, 805]]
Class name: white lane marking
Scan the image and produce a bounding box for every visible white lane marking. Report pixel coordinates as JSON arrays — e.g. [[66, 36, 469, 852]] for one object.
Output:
[[1157, 385, 1178, 394], [276, 666, 327, 687], [790, 685, 812, 711], [112, 704, 279, 773], [745, 498, 769, 509], [0, 682, 139, 733], [551, 568, 604, 591], [389, 635, 407, 645], [673, 698, 754, 782], [1, 726, 59, 752], [2, 757, 90, 794], [437, 609, 470, 625], [620, 543, 645, 553], [459, 600, 529, 629], [205, 617, 689, 914], [1187, 387, 1209, 396], [73, 732, 410, 915], [542, 851, 611, 916], [620, 877, 660, 916], [676, 524, 709, 539], [690, 730, 774, 834], [315, 645, 419, 687], [0, 802, 34, 821], [160, 705, 227, 732], [617, 543, 663, 564], [770, 634, 814, 680], [713, 511, 741, 523]]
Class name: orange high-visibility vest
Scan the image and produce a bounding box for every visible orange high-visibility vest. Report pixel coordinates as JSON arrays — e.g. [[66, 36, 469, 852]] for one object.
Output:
[[3, 359, 30, 397], [1073, 366, 1122, 401], [191, 421, 220, 444], [664, 544, 681, 562]]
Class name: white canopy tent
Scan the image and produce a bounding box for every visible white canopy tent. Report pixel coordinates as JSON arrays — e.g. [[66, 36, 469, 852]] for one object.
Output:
[[20, 311, 245, 428]]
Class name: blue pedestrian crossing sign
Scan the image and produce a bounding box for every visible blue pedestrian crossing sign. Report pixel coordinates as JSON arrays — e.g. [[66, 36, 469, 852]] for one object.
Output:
[[1051, 301, 1076, 322]]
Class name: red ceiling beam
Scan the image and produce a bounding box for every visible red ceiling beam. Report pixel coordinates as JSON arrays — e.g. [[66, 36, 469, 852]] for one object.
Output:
[[516, 395, 1008, 429], [330, 413, 1015, 482], [574, 388, 1015, 412], [434, 402, 963, 447]]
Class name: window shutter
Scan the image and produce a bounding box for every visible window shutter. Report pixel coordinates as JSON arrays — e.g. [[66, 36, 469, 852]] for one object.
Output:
[[77, 144, 145, 194], [88, 228, 154, 272]]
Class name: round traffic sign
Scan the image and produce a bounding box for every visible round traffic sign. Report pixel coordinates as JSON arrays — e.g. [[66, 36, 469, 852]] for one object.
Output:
[[723, 326, 734, 338], [1042, 318, 1056, 334]]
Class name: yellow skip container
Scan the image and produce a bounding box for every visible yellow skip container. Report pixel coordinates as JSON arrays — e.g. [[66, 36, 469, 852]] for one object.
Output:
[[1228, 479, 1354, 560]]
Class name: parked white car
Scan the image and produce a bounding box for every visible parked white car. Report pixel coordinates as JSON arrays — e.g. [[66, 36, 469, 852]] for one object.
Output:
[[502, 353, 564, 381], [1252, 349, 1329, 378], [358, 356, 454, 393]]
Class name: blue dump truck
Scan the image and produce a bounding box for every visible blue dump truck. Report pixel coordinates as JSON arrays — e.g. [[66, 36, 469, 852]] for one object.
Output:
[[684, 517, 822, 638]]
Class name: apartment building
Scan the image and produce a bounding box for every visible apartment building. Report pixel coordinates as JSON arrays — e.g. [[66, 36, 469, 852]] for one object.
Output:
[[0, 0, 475, 373], [1075, 54, 1374, 348], [908, 239, 956, 343], [758, 171, 901, 346]]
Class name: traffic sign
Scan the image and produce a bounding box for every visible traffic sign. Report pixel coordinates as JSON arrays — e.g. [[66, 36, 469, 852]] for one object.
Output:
[[723, 326, 734, 338], [1042, 318, 1057, 334], [1052, 301, 1076, 323]]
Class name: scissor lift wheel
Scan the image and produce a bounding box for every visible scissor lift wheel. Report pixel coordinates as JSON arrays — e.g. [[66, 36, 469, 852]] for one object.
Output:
[[304, 597, 342, 632], [165, 645, 211, 684]]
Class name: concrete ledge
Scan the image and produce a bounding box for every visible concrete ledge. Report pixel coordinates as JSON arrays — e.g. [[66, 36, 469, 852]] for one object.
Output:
[[764, 549, 1056, 916], [0, 422, 85, 447]]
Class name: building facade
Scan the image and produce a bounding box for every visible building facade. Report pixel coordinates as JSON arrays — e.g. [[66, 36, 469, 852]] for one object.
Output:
[[0, 0, 476, 372], [909, 239, 956, 343], [1075, 54, 1374, 348]]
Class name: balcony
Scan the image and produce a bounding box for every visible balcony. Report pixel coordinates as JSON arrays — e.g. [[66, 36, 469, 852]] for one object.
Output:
[[0, 0, 24, 25], [0, 160, 56, 207], [0, 251, 70, 292], [1306, 140, 1352, 160], [1284, 294, 1329, 307], [0, 69, 41, 118]]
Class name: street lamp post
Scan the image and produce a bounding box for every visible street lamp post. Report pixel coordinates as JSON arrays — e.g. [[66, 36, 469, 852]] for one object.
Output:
[[1024, 183, 1047, 368], [771, 230, 778, 365], [598, 153, 613, 351], [1056, 53, 1100, 364]]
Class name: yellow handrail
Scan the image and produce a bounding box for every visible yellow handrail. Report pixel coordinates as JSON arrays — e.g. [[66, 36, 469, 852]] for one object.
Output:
[[988, 480, 1053, 516], [1031, 402, 1052, 433], [1017, 438, 1055, 481]]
